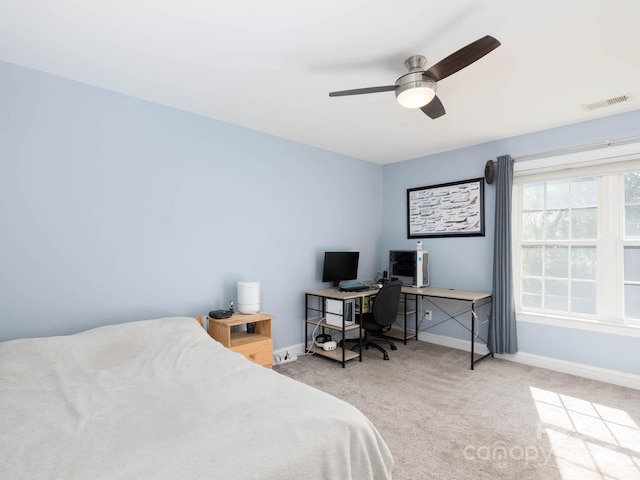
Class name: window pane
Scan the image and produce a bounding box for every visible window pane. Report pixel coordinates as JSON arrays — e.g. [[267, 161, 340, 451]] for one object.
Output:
[[624, 246, 640, 282], [571, 247, 597, 279], [523, 211, 544, 240], [547, 180, 570, 209], [624, 171, 640, 203], [545, 246, 568, 278], [545, 279, 568, 311], [625, 205, 640, 237], [571, 280, 596, 314], [523, 277, 542, 295], [546, 210, 570, 239], [571, 177, 597, 207], [522, 278, 542, 308], [625, 171, 640, 238], [523, 294, 542, 308], [522, 246, 543, 276], [571, 207, 597, 239], [624, 285, 640, 319], [523, 182, 545, 210]]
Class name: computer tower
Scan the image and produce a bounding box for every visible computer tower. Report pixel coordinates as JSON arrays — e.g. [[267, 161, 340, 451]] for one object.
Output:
[[325, 298, 356, 327], [389, 250, 430, 287]]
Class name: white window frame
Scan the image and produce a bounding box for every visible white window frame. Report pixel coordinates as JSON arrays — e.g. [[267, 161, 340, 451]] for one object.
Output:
[[513, 142, 640, 338]]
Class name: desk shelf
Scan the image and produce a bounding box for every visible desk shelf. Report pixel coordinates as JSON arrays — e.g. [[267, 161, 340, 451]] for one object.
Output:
[[384, 327, 417, 341], [390, 295, 418, 345], [305, 289, 378, 367], [308, 344, 360, 362], [306, 317, 360, 332]]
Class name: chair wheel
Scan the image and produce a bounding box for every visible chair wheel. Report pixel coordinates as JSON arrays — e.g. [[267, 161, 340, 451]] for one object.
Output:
[[390, 345, 398, 351], [383, 354, 389, 360]]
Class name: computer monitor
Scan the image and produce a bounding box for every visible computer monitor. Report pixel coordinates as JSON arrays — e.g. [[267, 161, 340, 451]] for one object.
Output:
[[322, 251, 359, 287]]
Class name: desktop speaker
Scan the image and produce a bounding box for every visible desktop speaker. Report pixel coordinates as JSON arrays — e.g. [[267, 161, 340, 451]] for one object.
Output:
[[485, 160, 494, 184]]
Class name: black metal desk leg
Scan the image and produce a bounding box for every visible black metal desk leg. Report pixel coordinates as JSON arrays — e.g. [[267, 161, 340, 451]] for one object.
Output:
[[402, 293, 408, 344], [470, 299, 493, 370], [358, 302, 363, 362], [305, 294, 309, 353], [341, 300, 346, 368], [413, 294, 418, 341], [471, 301, 476, 370]]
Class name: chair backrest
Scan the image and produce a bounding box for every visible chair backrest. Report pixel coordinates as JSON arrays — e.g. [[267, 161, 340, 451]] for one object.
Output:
[[371, 280, 403, 328]]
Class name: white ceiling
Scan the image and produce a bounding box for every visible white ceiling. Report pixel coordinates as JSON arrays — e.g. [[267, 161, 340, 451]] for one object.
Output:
[[1, 0, 639, 164]]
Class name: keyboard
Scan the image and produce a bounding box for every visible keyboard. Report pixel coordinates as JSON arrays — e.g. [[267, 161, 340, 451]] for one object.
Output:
[[339, 283, 370, 292]]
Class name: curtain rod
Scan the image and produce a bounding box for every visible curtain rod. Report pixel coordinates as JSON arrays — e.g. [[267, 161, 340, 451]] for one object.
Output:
[[510, 135, 640, 162]]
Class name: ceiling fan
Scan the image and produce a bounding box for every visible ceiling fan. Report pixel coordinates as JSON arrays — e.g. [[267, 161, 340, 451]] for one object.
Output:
[[328, 35, 500, 119]]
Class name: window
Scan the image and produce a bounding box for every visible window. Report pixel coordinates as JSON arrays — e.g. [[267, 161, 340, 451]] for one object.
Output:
[[513, 144, 640, 329], [624, 171, 640, 319], [519, 177, 598, 315]]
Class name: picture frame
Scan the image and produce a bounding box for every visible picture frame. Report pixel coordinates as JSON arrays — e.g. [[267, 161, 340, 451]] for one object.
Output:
[[407, 177, 485, 238]]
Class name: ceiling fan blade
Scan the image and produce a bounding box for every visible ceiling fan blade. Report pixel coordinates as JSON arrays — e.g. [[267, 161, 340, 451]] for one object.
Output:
[[424, 35, 500, 82], [329, 85, 396, 97], [420, 95, 446, 119]]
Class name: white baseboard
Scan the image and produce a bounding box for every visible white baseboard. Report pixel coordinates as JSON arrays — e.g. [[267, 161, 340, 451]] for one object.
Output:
[[418, 332, 640, 391], [417, 331, 491, 356], [273, 343, 306, 363], [494, 351, 640, 390], [278, 334, 640, 390]]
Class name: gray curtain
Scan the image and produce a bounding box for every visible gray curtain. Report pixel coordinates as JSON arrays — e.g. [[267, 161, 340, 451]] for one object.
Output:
[[488, 154, 517, 354]]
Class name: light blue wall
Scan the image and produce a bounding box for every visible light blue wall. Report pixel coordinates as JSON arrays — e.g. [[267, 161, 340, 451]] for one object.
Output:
[[0, 61, 383, 348], [382, 109, 640, 375], [2, 59, 639, 376]]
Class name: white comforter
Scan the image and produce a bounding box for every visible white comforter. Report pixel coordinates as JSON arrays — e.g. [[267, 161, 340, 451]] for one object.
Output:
[[0, 317, 393, 479]]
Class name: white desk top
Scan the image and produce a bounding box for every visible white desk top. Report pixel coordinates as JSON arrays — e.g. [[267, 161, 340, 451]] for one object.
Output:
[[307, 286, 491, 302], [401, 286, 491, 302], [305, 287, 380, 300]]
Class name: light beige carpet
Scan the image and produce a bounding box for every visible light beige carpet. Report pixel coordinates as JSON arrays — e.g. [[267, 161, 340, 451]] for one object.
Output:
[[274, 341, 640, 480]]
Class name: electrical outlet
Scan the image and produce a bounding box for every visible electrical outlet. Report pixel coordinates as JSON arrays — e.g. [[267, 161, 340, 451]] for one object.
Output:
[[424, 310, 432, 320], [273, 353, 298, 366]]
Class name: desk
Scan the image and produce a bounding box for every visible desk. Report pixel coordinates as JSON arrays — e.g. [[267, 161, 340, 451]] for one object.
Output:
[[401, 286, 493, 370], [305, 288, 380, 367]]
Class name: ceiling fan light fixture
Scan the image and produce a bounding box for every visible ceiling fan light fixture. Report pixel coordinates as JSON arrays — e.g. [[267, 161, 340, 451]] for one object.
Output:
[[395, 74, 437, 109]]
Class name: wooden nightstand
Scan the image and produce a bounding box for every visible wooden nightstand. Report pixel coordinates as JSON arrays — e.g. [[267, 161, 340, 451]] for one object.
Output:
[[207, 313, 274, 368]]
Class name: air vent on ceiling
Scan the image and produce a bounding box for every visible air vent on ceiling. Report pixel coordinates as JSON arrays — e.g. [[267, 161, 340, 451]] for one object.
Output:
[[582, 93, 633, 111]]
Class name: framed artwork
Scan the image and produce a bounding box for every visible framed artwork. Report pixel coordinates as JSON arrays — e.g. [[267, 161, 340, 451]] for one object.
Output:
[[407, 177, 485, 238]]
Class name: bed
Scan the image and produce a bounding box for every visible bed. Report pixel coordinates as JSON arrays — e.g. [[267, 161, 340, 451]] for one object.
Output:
[[0, 316, 393, 479]]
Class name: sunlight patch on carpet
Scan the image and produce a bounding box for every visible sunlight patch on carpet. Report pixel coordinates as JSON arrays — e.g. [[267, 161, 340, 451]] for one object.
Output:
[[530, 386, 640, 479]]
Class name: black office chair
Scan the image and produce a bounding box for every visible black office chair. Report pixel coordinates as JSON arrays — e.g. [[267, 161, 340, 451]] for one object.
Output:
[[347, 280, 403, 360]]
